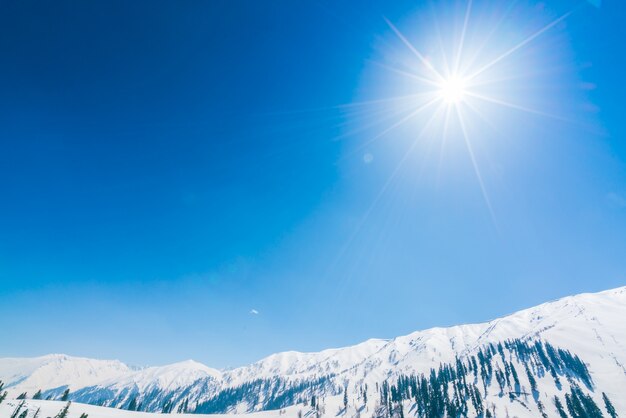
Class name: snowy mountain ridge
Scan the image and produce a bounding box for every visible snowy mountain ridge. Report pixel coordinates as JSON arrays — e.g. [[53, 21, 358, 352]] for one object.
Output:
[[102, 359, 222, 392], [0, 354, 131, 396], [1, 286, 625, 417]]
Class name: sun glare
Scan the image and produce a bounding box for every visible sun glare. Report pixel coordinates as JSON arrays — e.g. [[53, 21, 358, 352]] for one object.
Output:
[[351, 1, 574, 223], [438, 76, 467, 104]]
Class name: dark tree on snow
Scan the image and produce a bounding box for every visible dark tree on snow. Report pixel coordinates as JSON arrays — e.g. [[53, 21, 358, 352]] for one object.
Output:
[[60, 388, 70, 402], [54, 401, 72, 418], [553, 396, 568, 418], [602, 392, 618, 418], [10, 400, 26, 418]]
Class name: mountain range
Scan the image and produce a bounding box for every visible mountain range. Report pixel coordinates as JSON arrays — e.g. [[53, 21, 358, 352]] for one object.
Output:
[[1, 286, 625, 417]]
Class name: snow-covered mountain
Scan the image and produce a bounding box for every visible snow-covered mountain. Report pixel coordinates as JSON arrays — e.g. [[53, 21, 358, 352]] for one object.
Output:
[[0, 354, 131, 396], [1, 286, 625, 417]]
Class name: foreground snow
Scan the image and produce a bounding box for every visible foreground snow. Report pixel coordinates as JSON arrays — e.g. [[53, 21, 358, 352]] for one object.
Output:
[[0, 399, 311, 418]]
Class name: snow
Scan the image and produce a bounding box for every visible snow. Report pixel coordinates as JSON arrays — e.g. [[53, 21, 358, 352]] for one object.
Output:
[[225, 338, 389, 385], [103, 360, 222, 392], [0, 354, 131, 396], [0, 399, 309, 418], [2, 286, 626, 416]]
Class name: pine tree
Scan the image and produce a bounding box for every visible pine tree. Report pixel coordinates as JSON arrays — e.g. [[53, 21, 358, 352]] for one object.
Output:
[[10, 401, 25, 418], [570, 384, 603, 418], [18, 410, 28, 418], [510, 362, 520, 390], [177, 398, 189, 413], [60, 388, 70, 402], [343, 387, 348, 410], [33, 407, 41, 418], [553, 396, 568, 418], [0, 391, 7, 405], [54, 401, 72, 418], [16, 392, 27, 400], [79, 413, 89, 418], [602, 392, 618, 418], [569, 391, 587, 418], [525, 364, 538, 394], [162, 399, 173, 413], [128, 396, 138, 411], [33, 389, 43, 400]]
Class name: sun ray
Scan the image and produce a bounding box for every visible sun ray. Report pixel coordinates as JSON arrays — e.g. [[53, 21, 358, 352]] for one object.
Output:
[[360, 97, 441, 148], [457, 0, 521, 76], [463, 71, 549, 88], [465, 91, 571, 122], [374, 102, 447, 207], [455, 105, 498, 226], [384, 17, 446, 83], [466, 10, 572, 81], [263, 93, 437, 116], [334, 93, 435, 109], [454, 0, 473, 75], [334, 103, 423, 146], [370, 61, 443, 88], [462, 98, 499, 132], [436, 104, 455, 184], [329, 103, 446, 280], [428, 2, 453, 78]]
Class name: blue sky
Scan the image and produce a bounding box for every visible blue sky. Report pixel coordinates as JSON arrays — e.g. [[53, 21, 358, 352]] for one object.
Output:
[[1, 0, 625, 368]]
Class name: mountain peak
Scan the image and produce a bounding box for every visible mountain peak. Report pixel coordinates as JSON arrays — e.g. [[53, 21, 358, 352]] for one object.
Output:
[[1, 286, 625, 416]]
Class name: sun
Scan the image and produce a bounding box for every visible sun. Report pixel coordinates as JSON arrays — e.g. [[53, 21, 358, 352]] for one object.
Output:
[[438, 75, 467, 104], [351, 2, 574, 223]]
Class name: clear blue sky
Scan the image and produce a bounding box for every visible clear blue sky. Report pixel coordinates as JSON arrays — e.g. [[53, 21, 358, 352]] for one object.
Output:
[[1, 0, 625, 368]]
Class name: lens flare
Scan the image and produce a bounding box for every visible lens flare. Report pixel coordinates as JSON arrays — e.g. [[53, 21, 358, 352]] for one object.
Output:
[[438, 76, 467, 104], [344, 0, 578, 226]]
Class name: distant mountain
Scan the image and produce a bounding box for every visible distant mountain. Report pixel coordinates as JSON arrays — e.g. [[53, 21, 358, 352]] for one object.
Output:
[[0, 354, 130, 396], [1, 286, 625, 417]]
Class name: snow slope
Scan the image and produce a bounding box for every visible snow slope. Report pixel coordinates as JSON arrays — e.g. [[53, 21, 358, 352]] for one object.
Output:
[[1, 286, 625, 417], [0, 399, 310, 418], [102, 360, 221, 392], [0, 354, 130, 396]]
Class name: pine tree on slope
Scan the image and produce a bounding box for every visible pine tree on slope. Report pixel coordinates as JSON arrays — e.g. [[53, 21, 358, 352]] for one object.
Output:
[[60, 388, 70, 402], [128, 396, 138, 411], [553, 396, 568, 418], [572, 385, 604, 418], [10, 400, 25, 418], [54, 401, 71, 418], [603, 392, 618, 418]]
